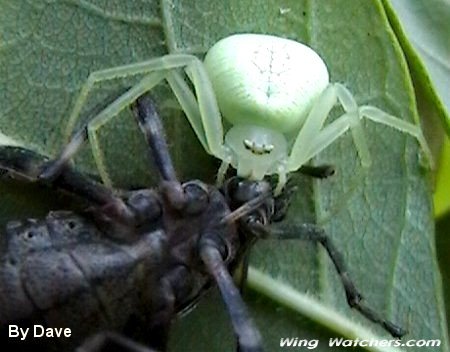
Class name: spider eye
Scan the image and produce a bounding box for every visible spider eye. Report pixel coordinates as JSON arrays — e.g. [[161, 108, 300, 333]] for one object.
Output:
[[243, 139, 274, 155]]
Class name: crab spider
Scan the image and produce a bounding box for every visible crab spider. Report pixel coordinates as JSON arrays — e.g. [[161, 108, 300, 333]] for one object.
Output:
[[61, 33, 431, 194]]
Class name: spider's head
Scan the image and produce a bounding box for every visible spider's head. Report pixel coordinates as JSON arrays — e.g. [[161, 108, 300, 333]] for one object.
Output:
[[223, 124, 288, 180]]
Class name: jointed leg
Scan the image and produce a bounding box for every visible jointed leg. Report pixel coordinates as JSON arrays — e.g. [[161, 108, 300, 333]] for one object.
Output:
[[289, 83, 366, 169], [165, 70, 208, 152], [64, 55, 226, 186], [217, 160, 231, 186], [132, 94, 178, 183], [275, 162, 335, 196], [132, 93, 188, 209], [270, 222, 406, 338], [288, 83, 431, 171], [299, 112, 355, 164], [2, 92, 188, 224], [359, 105, 432, 166], [332, 84, 372, 167], [65, 55, 201, 139], [0, 146, 135, 222], [288, 84, 342, 169], [200, 244, 263, 352]]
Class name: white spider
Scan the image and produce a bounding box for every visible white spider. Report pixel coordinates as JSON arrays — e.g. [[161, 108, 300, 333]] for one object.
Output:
[[63, 33, 431, 194]]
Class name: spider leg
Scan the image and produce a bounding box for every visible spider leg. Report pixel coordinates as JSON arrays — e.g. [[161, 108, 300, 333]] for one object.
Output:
[[165, 68, 235, 186], [359, 105, 433, 166], [165, 70, 208, 152], [47, 71, 168, 186], [270, 223, 406, 338], [288, 84, 339, 170], [296, 112, 355, 164], [39, 87, 130, 181], [336, 83, 431, 167], [288, 83, 431, 172], [331, 83, 372, 167], [1, 92, 185, 224], [63, 55, 226, 186], [200, 244, 263, 352]]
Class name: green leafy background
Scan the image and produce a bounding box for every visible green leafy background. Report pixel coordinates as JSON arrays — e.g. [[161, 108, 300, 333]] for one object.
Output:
[[0, 1, 448, 351]]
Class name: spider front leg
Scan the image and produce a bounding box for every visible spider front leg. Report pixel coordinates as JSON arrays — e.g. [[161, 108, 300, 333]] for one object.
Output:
[[62, 54, 226, 186], [287, 83, 431, 171]]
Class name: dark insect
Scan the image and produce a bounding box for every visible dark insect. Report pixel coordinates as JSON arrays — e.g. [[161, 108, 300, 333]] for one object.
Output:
[[0, 93, 405, 352]]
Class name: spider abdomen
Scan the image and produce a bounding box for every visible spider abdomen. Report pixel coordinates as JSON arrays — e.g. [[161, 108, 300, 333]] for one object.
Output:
[[204, 33, 329, 132]]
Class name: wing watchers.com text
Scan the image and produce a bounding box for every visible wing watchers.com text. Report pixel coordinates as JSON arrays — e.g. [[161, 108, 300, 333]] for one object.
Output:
[[280, 337, 441, 349]]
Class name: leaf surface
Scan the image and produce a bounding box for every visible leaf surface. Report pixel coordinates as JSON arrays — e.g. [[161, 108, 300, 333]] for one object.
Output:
[[0, 1, 447, 351], [384, 0, 450, 136]]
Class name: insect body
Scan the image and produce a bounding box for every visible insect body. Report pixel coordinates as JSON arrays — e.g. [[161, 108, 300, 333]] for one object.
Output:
[[0, 96, 262, 352], [62, 33, 431, 195], [0, 93, 406, 351]]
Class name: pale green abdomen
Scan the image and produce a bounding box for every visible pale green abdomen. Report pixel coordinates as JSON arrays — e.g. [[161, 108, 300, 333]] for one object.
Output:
[[204, 34, 330, 133]]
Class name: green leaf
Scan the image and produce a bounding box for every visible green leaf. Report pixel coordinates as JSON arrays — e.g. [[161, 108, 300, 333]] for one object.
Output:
[[382, 0, 450, 334], [0, 1, 447, 351], [383, 0, 450, 137], [434, 137, 450, 218]]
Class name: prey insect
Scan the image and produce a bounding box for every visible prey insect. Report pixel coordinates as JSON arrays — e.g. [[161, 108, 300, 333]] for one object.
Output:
[[1, 92, 405, 351], [1, 94, 265, 352]]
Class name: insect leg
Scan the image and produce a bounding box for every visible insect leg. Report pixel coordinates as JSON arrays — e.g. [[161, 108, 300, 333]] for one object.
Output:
[[270, 223, 406, 338], [132, 94, 177, 182], [0, 145, 108, 204], [77, 332, 157, 352], [200, 244, 263, 352], [132, 92, 186, 209], [0, 145, 48, 180], [0, 146, 138, 223], [38, 124, 89, 180]]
